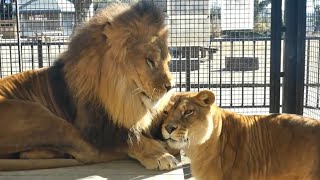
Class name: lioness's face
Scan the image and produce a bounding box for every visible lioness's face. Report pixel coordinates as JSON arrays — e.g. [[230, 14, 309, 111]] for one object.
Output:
[[162, 90, 215, 149], [126, 34, 173, 105]]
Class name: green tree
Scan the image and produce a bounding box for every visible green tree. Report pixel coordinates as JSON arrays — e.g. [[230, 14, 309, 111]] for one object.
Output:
[[315, 5, 320, 28], [254, 0, 271, 20], [71, 0, 93, 25], [93, 0, 118, 12]]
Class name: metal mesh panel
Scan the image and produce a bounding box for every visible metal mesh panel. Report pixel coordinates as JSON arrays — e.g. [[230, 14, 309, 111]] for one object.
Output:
[[0, 0, 273, 115], [304, 0, 320, 119], [0, 0, 18, 76], [171, 0, 271, 114], [166, 0, 272, 115]]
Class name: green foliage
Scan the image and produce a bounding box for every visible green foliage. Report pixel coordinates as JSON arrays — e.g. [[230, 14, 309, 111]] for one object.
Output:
[[70, 0, 93, 24], [315, 5, 320, 27], [254, 0, 271, 20]]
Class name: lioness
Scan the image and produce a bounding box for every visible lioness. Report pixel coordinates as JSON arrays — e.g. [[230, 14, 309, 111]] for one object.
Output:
[[162, 90, 320, 180]]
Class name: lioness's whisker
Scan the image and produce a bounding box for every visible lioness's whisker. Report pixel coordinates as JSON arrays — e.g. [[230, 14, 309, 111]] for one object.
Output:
[[187, 138, 190, 149]]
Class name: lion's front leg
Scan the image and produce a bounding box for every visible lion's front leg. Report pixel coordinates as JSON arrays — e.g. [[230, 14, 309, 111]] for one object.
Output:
[[128, 135, 179, 170]]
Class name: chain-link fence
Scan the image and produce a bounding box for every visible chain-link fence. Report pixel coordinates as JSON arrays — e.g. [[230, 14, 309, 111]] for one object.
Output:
[[305, 0, 320, 119], [0, 0, 319, 119]]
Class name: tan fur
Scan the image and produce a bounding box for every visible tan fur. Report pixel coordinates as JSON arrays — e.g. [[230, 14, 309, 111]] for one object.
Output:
[[162, 90, 320, 180], [61, 2, 172, 130], [0, 1, 177, 171]]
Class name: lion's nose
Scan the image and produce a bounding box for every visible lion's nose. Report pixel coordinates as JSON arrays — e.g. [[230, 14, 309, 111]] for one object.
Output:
[[164, 83, 172, 92], [165, 124, 177, 134]]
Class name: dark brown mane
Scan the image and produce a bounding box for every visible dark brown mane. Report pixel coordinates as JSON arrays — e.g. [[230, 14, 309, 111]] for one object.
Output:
[[58, 1, 167, 105]]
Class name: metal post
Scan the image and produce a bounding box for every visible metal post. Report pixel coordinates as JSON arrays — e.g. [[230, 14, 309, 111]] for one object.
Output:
[[282, 0, 306, 114], [186, 47, 191, 91], [295, 0, 307, 114], [15, 1, 22, 72], [269, 0, 282, 113], [0, 44, 2, 78], [37, 39, 43, 68], [305, 39, 310, 107]]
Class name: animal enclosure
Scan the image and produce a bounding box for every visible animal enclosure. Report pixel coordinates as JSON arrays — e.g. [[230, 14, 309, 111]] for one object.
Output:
[[0, 0, 319, 120]]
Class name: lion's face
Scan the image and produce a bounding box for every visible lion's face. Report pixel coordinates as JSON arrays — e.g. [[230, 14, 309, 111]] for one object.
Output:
[[125, 35, 173, 106], [63, 2, 175, 129], [161, 90, 216, 149]]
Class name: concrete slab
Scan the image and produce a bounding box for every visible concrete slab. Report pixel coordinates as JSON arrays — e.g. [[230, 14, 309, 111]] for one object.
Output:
[[0, 160, 185, 180]]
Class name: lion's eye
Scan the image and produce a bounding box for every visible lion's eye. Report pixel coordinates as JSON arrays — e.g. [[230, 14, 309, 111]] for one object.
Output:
[[146, 58, 155, 69], [184, 110, 193, 117]]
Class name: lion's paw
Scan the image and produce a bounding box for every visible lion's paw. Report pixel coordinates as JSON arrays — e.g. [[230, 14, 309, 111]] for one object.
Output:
[[142, 153, 179, 170]]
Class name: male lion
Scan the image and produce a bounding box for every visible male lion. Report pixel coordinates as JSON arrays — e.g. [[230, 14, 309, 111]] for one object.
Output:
[[0, 1, 178, 171], [162, 90, 320, 180]]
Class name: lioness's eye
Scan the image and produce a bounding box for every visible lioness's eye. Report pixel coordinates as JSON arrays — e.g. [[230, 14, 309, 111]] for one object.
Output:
[[184, 110, 193, 117], [163, 110, 168, 117], [146, 58, 155, 69]]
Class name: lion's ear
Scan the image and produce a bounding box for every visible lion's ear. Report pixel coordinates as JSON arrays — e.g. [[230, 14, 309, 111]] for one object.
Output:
[[195, 90, 215, 107], [103, 21, 131, 47]]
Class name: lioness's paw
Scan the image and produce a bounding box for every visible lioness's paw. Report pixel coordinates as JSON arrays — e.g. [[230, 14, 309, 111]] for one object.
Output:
[[142, 153, 179, 170]]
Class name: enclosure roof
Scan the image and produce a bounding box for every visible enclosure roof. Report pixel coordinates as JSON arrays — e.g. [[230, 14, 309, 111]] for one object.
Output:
[[17, 0, 75, 13]]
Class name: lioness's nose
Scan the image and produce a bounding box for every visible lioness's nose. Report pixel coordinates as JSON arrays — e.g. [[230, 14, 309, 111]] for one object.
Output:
[[165, 124, 177, 134]]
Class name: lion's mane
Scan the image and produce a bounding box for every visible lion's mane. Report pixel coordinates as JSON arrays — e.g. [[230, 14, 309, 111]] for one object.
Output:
[[60, 1, 166, 125]]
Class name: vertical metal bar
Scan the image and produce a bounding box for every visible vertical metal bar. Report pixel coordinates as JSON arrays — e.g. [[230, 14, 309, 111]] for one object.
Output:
[[282, 0, 297, 113], [317, 43, 320, 108], [219, 41, 222, 106], [47, 44, 51, 66], [31, 44, 34, 69], [9, 46, 12, 74], [270, 0, 282, 113], [264, 40, 267, 106], [282, 0, 306, 114], [241, 40, 244, 106], [197, 47, 200, 92], [38, 39, 43, 68], [179, 47, 182, 92], [0, 44, 2, 78], [305, 39, 311, 107], [208, 46, 211, 90], [15, 1, 22, 72], [295, 0, 307, 114], [186, 47, 191, 91], [230, 41, 233, 107], [252, 40, 256, 106]]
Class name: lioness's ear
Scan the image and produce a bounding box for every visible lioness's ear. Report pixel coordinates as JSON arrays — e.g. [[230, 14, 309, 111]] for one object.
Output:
[[169, 93, 180, 103], [195, 90, 215, 106]]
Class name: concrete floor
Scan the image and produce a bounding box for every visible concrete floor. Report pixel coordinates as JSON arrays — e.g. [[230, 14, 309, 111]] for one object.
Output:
[[0, 159, 186, 180]]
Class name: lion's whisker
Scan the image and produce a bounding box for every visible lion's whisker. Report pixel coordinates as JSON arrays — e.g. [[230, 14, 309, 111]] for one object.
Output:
[[132, 89, 143, 96], [131, 88, 142, 94], [150, 88, 156, 102]]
